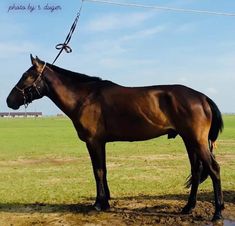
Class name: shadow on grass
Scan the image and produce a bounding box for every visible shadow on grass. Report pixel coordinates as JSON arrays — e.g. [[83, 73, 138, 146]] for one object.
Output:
[[0, 190, 233, 214], [113, 190, 235, 203]]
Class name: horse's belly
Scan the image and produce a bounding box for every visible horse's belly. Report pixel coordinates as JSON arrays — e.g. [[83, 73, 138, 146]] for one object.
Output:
[[106, 122, 170, 142]]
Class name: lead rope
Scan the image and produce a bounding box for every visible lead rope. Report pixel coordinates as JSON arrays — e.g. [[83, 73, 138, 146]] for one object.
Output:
[[52, 0, 235, 65], [52, 0, 84, 65]]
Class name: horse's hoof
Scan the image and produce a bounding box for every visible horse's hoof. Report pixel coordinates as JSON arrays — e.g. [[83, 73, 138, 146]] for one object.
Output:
[[181, 205, 193, 214], [212, 213, 223, 222], [94, 203, 102, 211], [94, 201, 110, 211]]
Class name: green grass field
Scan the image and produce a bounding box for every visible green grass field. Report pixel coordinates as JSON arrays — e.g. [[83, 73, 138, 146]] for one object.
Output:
[[0, 115, 234, 205]]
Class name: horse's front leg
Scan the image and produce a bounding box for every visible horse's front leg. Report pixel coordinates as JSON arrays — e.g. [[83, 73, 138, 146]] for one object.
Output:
[[86, 140, 110, 211]]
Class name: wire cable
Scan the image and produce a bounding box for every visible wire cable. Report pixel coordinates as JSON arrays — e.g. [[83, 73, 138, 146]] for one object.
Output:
[[84, 0, 235, 17]]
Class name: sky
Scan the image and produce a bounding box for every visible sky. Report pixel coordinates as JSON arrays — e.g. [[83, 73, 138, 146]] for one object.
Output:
[[0, 0, 235, 115]]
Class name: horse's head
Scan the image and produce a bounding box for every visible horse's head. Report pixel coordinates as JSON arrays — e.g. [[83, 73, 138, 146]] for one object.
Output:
[[7, 54, 48, 110]]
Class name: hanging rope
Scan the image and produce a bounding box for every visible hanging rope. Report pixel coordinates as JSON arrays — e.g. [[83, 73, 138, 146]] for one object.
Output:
[[85, 0, 235, 17], [52, 0, 84, 65], [52, 0, 234, 64]]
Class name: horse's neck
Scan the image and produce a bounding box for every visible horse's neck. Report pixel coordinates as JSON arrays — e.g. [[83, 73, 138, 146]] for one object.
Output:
[[44, 69, 91, 116]]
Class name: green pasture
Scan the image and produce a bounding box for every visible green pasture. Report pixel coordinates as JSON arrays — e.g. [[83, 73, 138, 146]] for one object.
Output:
[[0, 115, 234, 204]]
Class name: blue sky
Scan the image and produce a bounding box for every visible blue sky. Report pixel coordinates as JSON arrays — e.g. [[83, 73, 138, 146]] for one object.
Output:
[[0, 0, 235, 115]]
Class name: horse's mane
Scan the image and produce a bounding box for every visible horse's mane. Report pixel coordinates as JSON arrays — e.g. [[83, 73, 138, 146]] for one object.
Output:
[[48, 63, 102, 83]]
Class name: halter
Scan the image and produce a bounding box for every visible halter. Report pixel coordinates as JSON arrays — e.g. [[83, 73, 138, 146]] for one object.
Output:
[[15, 63, 47, 108]]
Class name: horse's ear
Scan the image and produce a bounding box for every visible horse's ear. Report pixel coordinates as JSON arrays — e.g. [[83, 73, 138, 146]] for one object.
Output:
[[30, 54, 42, 72], [36, 56, 41, 62], [30, 54, 38, 66]]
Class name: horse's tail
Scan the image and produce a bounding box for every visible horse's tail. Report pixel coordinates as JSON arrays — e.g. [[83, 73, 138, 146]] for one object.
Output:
[[207, 97, 223, 142], [185, 97, 223, 188]]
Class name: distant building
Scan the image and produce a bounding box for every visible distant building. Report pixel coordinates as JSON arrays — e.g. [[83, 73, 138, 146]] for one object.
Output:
[[0, 112, 42, 118], [56, 113, 65, 117]]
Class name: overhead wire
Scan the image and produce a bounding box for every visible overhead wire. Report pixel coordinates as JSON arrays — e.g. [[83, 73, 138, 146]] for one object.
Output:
[[84, 0, 235, 17]]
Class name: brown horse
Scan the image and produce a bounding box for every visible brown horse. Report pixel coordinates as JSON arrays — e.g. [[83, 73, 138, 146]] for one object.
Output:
[[7, 55, 224, 221]]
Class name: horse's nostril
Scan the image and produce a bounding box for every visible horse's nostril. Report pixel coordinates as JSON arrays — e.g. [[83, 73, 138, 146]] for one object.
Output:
[[6, 97, 11, 107]]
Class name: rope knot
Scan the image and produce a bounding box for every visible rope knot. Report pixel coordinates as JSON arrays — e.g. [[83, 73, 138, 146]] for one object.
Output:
[[55, 43, 72, 53], [52, 1, 84, 65]]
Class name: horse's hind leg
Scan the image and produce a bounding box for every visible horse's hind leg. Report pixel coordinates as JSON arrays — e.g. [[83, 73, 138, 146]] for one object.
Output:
[[182, 141, 202, 214], [191, 141, 224, 221], [208, 154, 224, 221]]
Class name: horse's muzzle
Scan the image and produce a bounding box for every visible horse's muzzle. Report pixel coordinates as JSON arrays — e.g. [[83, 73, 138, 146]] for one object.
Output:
[[6, 96, 20, 110]]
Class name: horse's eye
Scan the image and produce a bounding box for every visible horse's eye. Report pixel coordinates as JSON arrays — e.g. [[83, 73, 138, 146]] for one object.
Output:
[[23, 73, 29, 79]]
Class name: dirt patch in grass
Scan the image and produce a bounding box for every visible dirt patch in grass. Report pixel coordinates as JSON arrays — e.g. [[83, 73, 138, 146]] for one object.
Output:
[[0, 191, 234, 226], [0, 157, 81, 167]]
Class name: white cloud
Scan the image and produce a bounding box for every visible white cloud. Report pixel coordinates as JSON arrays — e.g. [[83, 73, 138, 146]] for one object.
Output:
[[174, 22, 197, 33], [86, 12, 154, 32], [81, 24, 167, 58], [177, 76, 188, 83], [0, 20, 25, 39], [82, 38, 126, 57], [216, 54, 235, 68], [0, 41, 37, 59], [206, 87, 218, 95], [121, 25, 167, 42]]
